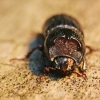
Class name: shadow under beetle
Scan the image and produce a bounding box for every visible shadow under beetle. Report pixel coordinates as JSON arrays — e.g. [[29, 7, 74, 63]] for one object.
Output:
[[11, 14, 100, 79]]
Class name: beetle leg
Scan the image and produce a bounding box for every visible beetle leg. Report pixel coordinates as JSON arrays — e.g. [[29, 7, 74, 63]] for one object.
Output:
[[86, 45, 100, 55], [72, 72, 82, 77], [45, 67, 56, 72], [72, 71, 87, 80], [45, 67, 50, 72], [75, 61, 87, 79], [76, 58, 86, 73], [10, 45, 43, 62], [76, 64, 87, 80], [82, 58, 87, 70]]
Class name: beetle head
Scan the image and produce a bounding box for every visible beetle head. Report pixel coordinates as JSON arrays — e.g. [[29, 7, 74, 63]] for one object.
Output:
[[54, 56, 74, 72]]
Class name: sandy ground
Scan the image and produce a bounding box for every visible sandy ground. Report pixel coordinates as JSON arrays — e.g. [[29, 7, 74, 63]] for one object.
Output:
[[0, 0, 100, 100]]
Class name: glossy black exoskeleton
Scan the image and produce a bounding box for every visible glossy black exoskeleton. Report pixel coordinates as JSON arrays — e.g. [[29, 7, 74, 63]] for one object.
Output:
[[42, 14, 86, 77], [11, 14, 100, 78]]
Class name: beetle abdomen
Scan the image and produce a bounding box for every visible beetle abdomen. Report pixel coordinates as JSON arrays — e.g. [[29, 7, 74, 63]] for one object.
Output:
[[43, 14, 83, 37]]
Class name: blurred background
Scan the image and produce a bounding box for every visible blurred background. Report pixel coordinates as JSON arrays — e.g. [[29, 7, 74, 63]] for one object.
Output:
[[0, 0, 100, 61], [0, 0, 100, 100]]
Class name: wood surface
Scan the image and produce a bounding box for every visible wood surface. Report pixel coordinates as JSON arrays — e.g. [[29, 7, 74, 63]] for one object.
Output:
[[0, 0, 100, 100]]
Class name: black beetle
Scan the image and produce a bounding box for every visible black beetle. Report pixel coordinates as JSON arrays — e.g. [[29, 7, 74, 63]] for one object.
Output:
[[11, 14, 99, 78], [42, 14, 86, 76]]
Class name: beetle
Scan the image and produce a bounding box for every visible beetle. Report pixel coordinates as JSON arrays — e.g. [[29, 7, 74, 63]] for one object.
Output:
[[11, 14, 99, 78], [42, 14, 86, 77]]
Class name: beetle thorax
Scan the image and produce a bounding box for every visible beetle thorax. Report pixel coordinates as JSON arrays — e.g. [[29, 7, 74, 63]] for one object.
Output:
[[49, 36, 82, 64]]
